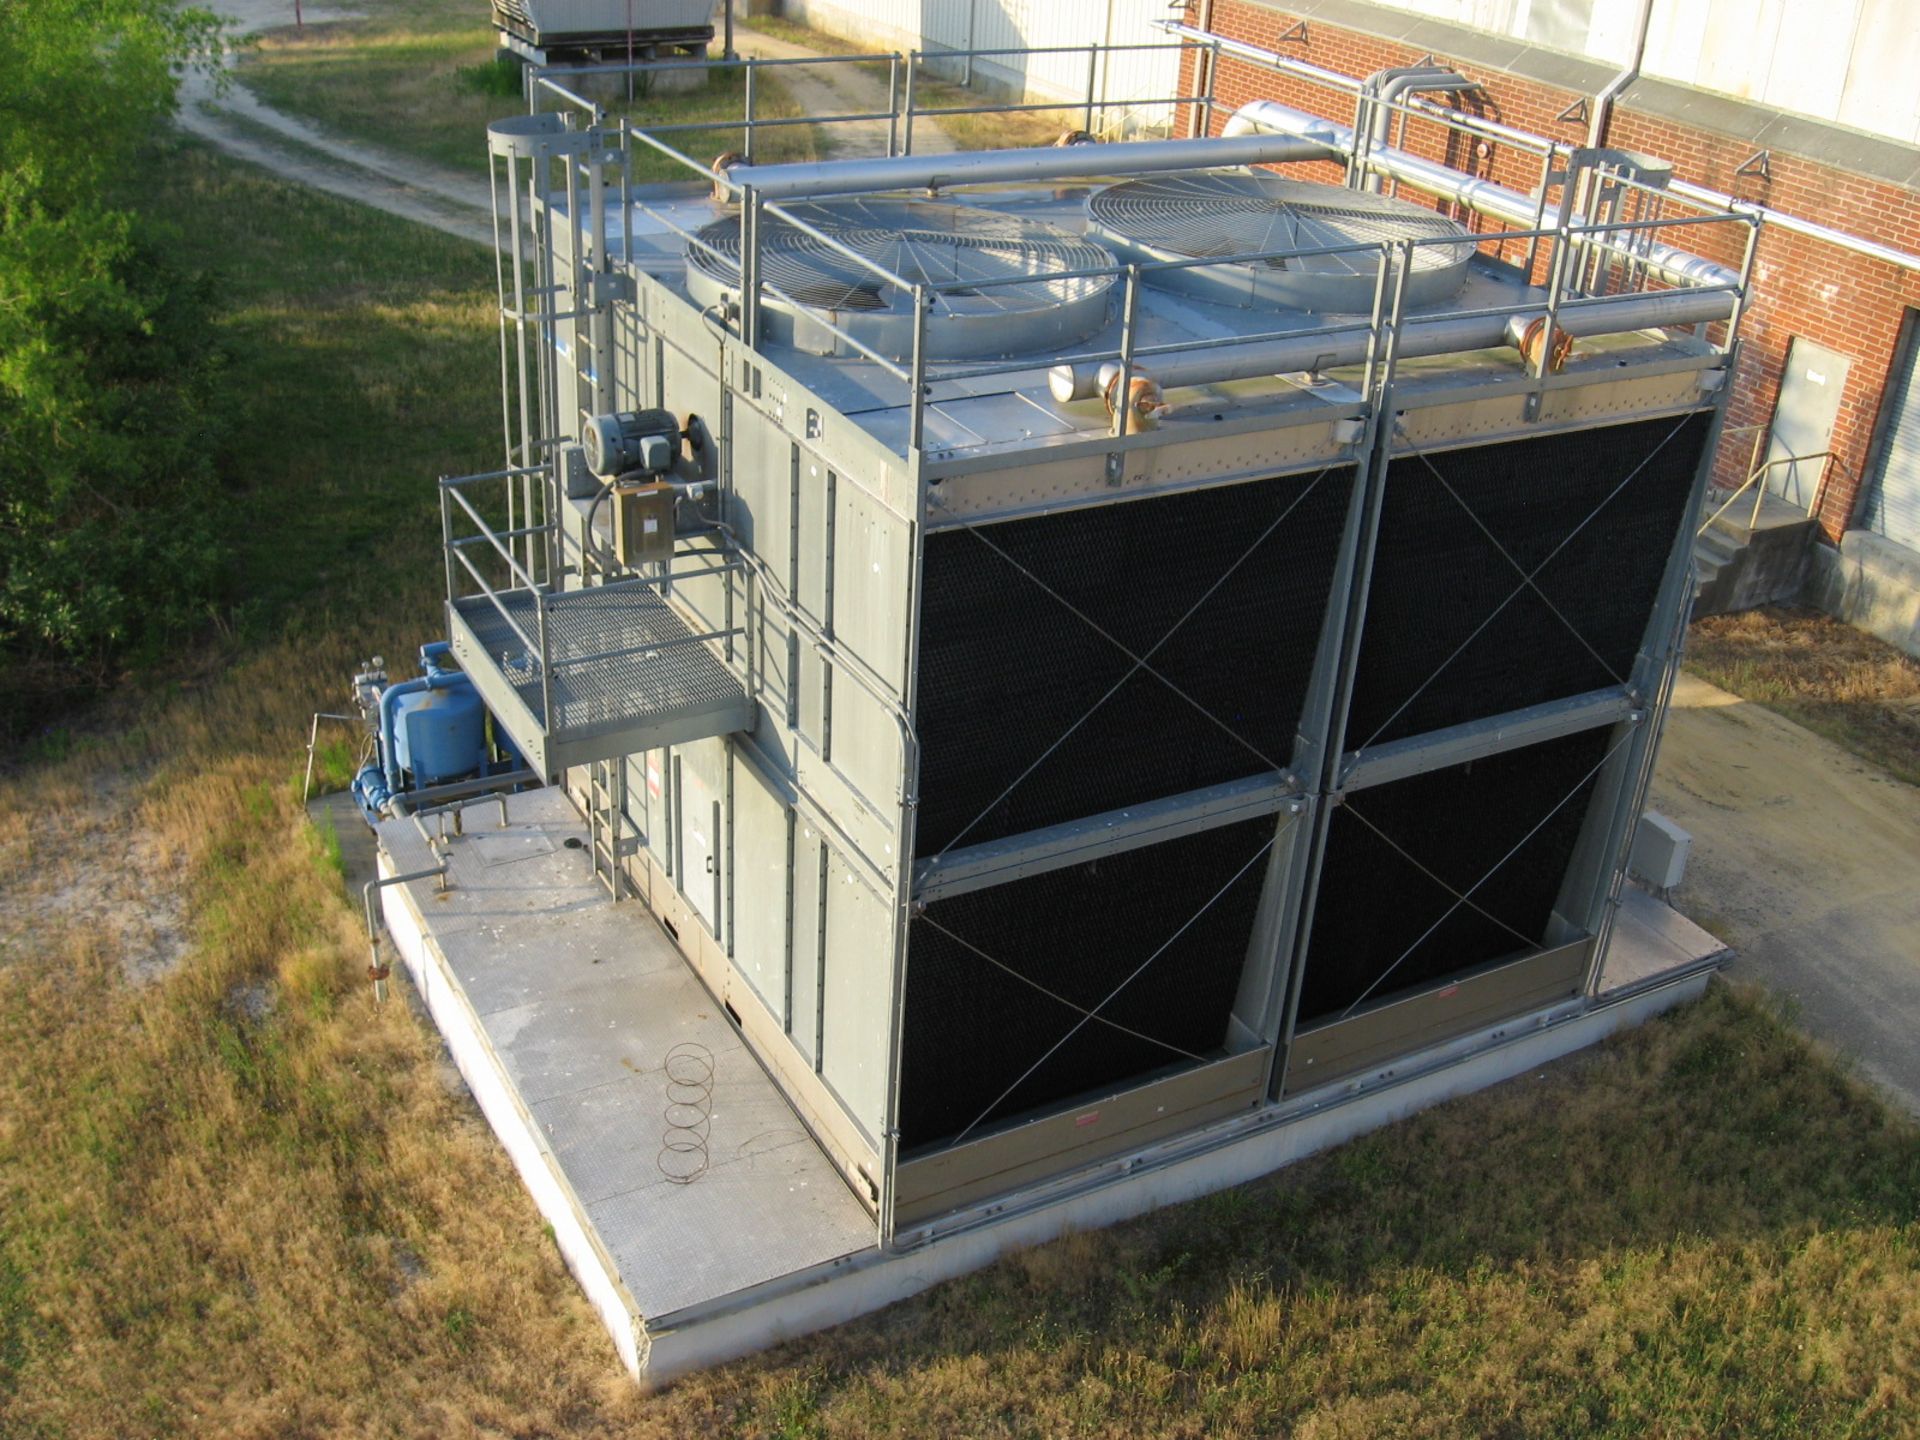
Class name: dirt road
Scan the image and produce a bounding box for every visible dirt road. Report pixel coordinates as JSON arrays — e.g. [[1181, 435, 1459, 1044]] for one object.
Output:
[[729, 26, 955, 158], [1653, 673, 1920, 1113], [179, 0, 495, 246], [177, 6, 951, 245]]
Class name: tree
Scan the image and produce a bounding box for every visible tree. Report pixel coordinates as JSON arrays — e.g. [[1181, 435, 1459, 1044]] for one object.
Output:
[[0, 0, 226, 691]]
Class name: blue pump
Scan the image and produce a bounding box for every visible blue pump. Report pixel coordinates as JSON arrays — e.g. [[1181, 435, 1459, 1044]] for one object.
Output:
[[350, 643, 520, 823]]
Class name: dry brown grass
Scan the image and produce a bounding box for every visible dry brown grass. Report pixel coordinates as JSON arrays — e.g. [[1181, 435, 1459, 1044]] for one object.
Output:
[[1687, 605, 1920, 784]]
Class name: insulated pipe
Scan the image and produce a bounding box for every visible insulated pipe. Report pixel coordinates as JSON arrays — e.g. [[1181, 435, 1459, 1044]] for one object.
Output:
[[716, 131, 1344, 200], [1047, 287, 1736, 401], [1363, 69, 1472, 193], [1171, 17, 1920, 275], [1223, 99, 1743, 292]]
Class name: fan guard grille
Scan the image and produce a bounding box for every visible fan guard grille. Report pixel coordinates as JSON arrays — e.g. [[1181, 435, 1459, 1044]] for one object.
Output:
[[685, 199, 1116, 360], [1087, 172, 1475, 313]]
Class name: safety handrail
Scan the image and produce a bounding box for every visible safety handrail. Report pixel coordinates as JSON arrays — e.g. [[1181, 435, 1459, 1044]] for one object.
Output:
[[1698, 450, 1837, 535]]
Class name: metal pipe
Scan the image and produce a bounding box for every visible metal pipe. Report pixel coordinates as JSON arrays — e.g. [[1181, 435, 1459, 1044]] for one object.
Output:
[[1048, 287, 1735, 402], [1173, 16, 1920, 275], [719, 131, 1343, 200], [1588, 0, 1655, 149], [1364, 69, 1471, 193], [1224, 99, 1742, 291]]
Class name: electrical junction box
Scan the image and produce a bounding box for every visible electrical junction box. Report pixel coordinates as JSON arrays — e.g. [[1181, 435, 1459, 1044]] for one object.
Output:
[[613, 480, 675, 566], [1629, 810, 1692, 892], [560, 443, 596, 500]]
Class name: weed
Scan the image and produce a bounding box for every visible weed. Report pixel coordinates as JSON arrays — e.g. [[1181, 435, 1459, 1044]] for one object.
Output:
[[454, 57, 522, 99], [1686, 605, 1920, 783]]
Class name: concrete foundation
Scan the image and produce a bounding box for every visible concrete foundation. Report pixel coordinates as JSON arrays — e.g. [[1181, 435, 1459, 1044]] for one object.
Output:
[[1806, 528, 1920, 660], [370, 786, 1728, 1384], [1693, 493, 1821, 615]]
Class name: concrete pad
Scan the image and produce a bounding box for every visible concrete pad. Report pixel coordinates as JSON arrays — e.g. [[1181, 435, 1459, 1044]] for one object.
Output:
[[367, 783, 1727, 1381], [1653, 672, 1920, 1113]]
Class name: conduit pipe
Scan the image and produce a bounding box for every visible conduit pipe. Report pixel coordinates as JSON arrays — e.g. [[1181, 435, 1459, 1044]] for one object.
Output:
[[717, 131, 1344, 201], [1047, 287, 1735, 402], [1223, 99, 1743, 291]]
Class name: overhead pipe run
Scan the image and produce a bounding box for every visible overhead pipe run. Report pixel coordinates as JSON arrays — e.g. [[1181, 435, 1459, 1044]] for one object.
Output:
[[1223, 99, 1743, 292], [1046, 286, 1736, 403], [1167, 16, 1920, 275], [1357, 68, 1475, 193], [715, 131, 1343, 201]]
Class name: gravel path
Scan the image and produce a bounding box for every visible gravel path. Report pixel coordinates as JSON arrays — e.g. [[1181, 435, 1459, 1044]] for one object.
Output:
[[181, 0, 494, 245], [177, 5, 952, 244], [729, 25, 954, 158], [1653, 673, 1920, 1115]]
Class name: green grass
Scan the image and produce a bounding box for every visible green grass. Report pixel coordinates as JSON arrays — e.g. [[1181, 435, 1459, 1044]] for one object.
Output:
[[1686, 605, 1920, 785], [235, 0, 822, 180], [2, 58, 1919, 1440]]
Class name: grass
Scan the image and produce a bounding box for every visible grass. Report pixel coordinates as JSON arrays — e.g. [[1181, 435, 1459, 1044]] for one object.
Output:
[[1686, 605, 1920, 785], [740, 14, 1090, 151], [236, 0, 822, 180], [2, 57, 1919, 1440]]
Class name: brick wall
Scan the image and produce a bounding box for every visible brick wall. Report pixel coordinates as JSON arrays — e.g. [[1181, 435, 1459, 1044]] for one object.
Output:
[[1183, 0, 1920, 541]]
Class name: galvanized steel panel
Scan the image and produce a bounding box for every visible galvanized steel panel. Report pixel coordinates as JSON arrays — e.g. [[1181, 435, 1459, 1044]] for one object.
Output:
[[821, 845, 892, 1141], [731, 753, 792, 1021]]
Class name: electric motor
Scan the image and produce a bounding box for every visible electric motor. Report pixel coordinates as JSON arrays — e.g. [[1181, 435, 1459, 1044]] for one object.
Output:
[[582, 408, 682, 479]]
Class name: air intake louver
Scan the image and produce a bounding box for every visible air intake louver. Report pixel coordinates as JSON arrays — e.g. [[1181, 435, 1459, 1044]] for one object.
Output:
[[1298, 726, 1611, 1023], [899, 816, 1276, 1151], [1344, 412, 1710, 749], [915, 467, 1354, 856]]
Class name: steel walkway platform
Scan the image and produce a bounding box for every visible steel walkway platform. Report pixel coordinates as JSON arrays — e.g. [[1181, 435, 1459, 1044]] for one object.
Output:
[[448, 584, 752, 778]]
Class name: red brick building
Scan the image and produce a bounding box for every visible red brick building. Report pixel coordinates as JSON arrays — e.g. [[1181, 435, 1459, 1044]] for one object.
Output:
[[1176, 0, 1920, 647]]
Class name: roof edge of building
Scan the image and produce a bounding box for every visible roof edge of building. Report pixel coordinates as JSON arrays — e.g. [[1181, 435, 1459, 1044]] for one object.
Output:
[[1234, 0, 1920, 191]]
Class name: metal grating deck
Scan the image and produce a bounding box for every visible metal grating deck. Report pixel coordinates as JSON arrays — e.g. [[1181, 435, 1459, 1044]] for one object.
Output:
[[450, 585, 752, 777]]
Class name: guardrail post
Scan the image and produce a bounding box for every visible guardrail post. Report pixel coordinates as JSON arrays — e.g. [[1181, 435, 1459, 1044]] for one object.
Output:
[[903, 53, 918, 155], [908, 283, 928, 455], [743, 61, 756, 165], [1084, 43, 1099, 135], [887, 54, 901, 156], [741, 184, 761, 345], [1110, 263, 1141, 461]]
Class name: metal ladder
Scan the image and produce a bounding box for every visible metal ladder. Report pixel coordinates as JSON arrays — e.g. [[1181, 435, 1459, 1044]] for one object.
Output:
[[588, 758, 630, 901]]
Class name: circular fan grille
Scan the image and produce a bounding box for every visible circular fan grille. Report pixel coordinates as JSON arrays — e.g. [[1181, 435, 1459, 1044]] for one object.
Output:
[[685, 199, 1116, 360], [1087, 172, 1474, 313]]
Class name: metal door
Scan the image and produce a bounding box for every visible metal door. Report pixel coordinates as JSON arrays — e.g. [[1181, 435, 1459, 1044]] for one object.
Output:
[[1764, 338, 1850, 508], [676, 752, 721, 933], [1865, 312, 1920, 552]]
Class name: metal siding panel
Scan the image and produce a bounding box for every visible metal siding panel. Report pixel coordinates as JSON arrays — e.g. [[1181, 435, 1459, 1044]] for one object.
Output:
[[731, 421, 793, 589], [820, 846, 892, 1142], [731, 755, 791, 1021], [1838, 0, 1920, 140], [790, 824, 825, 1066], [1867, 322, 1920, 552]]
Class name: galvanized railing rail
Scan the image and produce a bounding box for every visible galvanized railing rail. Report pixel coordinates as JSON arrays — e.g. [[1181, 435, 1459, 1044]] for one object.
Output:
[[517, 40, 1761, 461], [1697, 450, 1848, 535]]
